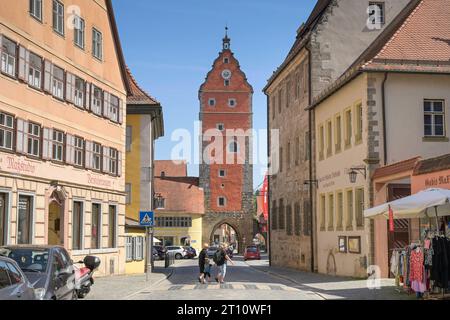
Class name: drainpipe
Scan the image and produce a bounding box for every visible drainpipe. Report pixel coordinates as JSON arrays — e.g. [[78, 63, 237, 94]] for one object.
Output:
[[266, 93, 272, 267], [381, 73, 388, 165], [305, 45, 315, 273]]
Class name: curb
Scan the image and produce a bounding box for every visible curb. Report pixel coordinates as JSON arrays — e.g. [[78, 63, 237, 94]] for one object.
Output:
[[123, 267, 175, 300]]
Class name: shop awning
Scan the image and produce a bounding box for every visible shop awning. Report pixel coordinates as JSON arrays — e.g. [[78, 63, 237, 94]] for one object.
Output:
[[364, 188, 450, 219]]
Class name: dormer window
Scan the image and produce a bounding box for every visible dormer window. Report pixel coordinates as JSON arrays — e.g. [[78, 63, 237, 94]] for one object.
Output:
[[224, 80, 230, 87]]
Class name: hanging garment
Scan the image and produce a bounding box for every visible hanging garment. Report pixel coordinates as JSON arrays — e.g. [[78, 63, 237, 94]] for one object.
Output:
[[390, 251, 399, 277], [424, 246, 434, 268], [410, 247, 426, 293], [406, 247, 412, 287], [431, 237, 449, 289]]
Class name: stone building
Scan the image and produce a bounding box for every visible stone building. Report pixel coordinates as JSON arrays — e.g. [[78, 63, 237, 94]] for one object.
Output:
[[199, 32, 254, 253], [264, 0, 411, 272], [0, 0, 130, 275]]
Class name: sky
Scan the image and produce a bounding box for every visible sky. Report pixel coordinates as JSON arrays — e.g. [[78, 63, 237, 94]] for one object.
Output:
[[112, 0, 317, 189]]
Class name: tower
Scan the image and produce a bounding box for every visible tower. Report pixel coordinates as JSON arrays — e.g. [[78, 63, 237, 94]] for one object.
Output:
[[199, 29, 254, 253]]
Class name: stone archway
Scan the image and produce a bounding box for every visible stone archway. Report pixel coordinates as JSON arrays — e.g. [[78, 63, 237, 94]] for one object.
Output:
[[209, 221, 241, 253], [327, 250, 337, 276]]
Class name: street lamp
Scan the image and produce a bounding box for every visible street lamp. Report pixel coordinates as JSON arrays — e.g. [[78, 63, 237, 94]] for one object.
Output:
[[348, 167, 367, 184]]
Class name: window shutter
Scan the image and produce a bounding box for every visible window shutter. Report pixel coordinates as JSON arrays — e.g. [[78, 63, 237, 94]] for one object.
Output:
[[85, 140, 92, 169], [42, 128, 52, 160], [103, 92, 110, 118], [43, 60, 52, 93], [16, 119, 26, 153], [18, 46, 29, 82], [132, 237, 137, 261], [85, 82, 91, 110], [102, 146, 109, 173], [118, 151, 122, 177], [66, 134, 74, 165], [118, 98, 123, 124], [66, 72, 74, 103]]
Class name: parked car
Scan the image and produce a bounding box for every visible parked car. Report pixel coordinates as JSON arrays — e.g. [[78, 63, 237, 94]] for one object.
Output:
[[206, 246, 219, 259], [183, 246, 197, 259], [153, 245, 167, 260], [166, 246, 187, 259], [244, 246, 261, 261], [0, 245, 76, 300], [152, 248, 160, 261], [0, 255, 36, 300]]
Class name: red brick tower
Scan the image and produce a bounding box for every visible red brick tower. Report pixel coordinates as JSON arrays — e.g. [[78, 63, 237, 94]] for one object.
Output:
[[199, 29, 254, 252]]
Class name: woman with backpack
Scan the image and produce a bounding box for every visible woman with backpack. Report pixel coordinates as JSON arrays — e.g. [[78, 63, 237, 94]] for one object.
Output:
[[198, 243, 209, 283], [213, 243, 234, 284]]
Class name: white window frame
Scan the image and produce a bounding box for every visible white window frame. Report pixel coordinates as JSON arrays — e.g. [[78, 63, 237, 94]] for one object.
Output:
[[216, 123, 224, 131], [92, 142, 102, 171], [52, 65, 64, 99], [424, 99, 446, 137], [109, 95, 119, 123], [218, 196, 227, 207], [224, 79, 230, 87], [52, 0, 64, 36], [219, 169, 226, 178], [0, 112, 14, 151], [92, 85, 103, 116], [16, 193, 35, 245], [72, 199, 85, 251], [109, 148, 118, 175], [208, 98, 216, 107], [0, 190, 12, 246], [27, 122, 41, 157], [74, 15, 85, 49], [125, 183, 131, 205], [28, 52, 42, 89], [51, 129, 64, 162], [74, 77, 85, 108], [92, 28, 103, 61], [223, 57, 229, 64], [1, 37, 17, 78], [228, 99, 237, 108], [125, 236, 133, 262], [74, 136, 84, 167], [30, 0, 43, 21]]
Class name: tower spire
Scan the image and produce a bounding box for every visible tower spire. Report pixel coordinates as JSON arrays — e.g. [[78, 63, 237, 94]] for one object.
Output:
[[223, 26, 230, 50]]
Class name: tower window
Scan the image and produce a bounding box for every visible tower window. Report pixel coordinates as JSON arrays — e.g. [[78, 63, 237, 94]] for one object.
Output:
[[228, 99, 236, 108], [218, 197, 227, 207], [224, 80, 230, 87], [219, 169, 226, 177], [224, 57, 229, 64], [216, 123, 224, 131], [229, 141, 238, 153], [208, 98, 216, 107]]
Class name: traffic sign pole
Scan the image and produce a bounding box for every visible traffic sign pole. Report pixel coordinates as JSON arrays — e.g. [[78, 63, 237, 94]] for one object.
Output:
[[140, 211, 155, 282]]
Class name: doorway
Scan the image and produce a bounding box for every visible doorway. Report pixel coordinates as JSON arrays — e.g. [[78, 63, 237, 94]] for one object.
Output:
[[48, 202, 63, 246], [210, 223, 240, 253]]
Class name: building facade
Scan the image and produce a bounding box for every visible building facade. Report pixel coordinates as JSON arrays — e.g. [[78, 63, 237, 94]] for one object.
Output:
[[124, 69, 163, 274], [264, 0, 410, 273], [0, 0, 130, 276], [199, 33, 254, 253], [153, 161, 204, 254]]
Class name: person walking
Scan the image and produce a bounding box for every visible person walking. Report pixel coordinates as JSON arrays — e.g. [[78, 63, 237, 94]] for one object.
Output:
[[213, 243, 234, 284], [203, 256, 212, 283], [198, 243, 208, 283]]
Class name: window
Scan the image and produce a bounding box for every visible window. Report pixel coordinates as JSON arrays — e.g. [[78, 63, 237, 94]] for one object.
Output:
[[72, 201, 83, 250], [154, 196, 165, 209], [219, 169, 226, 177], [344, 108, 352, 147], [91, 203, 101, 249], [108, 205, 116, 248], [30, 0, 42, 21], [271, 201, 278, 230], [17, 195, 33, 244], [216, 123, 224, 131], [303, 200, 311, 236], [337, 192, 343, 229], [228, 99, 236, 108], [92, 143, 101, 171], [304, 131, 310, 161], [134, 237, 144, 261], [355, 103, 363, 143], [27, 123, 41, 157], [74, 15, 85, 49], [424, 100, 445, 137], [355, 188, 364, 227], [318, 125, 324, 160], [328, 193, 334, 230], [0, 112, 14, 151], [0, 261, 11, 290], [28, 52, 42, 89], [125, 236, 133, 262], [278, 199, 285, 230], [125, 183, 131, 205], [53, 0, 64, 35], [218, 197, 226, 207], [208, 98, 216, 107], [320, 194, 326, 230], [279, 147, 283, 173], [109, 148, 118, 175], [346, 190, 354, 229], [295, 136, 300, 166], [92, 28, 103, 60], [52, 130, 64, 162], [51, 65, 64, 99], [92, 86, 103, 115], [335, 115, 342, 152], [224, 80, 230, 86], [1, 37, 17, 77], [369, 2, 385, 25], [286, 142, 291, 169], [224, 57, 229, 64], [74, 137, 84, 166], [294, 202, 301, 236], [326, 120, 332, 157], [126, 126, 132, 152], [286, 204, 293, 235], [229, 140, 238, 153], [0, 193, 8, 246], [109, 95, 120, 123], [6, 262, 23, 285], [74, 77, 85, 108]]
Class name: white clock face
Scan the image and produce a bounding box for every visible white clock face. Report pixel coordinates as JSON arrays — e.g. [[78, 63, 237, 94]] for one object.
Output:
[[222, 69, 232, 80]]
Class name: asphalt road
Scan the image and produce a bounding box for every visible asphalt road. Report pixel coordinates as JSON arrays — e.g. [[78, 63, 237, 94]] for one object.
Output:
[[128, 256, 324, 300]]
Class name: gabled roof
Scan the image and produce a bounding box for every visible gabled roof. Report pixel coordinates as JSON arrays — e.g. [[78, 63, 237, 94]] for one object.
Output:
[[126, 67, 160, 106], [264, 0, 332, 92], [372, 157, 421, 180], [311, 0, 449, 108], [413, 154, 450, 176]]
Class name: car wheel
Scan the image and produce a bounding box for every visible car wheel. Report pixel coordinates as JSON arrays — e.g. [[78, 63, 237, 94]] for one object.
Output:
[[72, 290, 79, 300], [175, 253, 182, 260]]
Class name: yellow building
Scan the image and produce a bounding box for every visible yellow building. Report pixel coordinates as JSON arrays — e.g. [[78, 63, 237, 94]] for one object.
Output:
[[153, 161, 204, 254], [0, 0, 131, 276], [124, 69, 164, 274]]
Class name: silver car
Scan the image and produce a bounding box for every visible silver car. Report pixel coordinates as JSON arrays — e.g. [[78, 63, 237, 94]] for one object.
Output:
[[0, 256, 36, 300]]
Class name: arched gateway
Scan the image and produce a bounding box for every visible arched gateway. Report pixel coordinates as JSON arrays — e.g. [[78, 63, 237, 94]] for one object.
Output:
[[199, 31, 254, 254]]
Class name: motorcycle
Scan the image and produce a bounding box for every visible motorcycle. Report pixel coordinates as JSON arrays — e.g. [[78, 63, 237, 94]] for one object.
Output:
[[73, 256, 101, 299]]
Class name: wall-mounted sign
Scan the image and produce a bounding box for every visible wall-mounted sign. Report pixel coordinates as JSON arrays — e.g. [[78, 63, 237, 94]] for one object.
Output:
[[348, 236, 361, 254], [338, 236, 347, 253]]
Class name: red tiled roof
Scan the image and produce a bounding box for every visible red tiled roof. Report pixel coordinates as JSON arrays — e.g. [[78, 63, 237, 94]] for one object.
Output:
[[362, 0, 450, 72], [126, 67, 160, 105], [413, 153, 450, 176], [372, 157, 421, 180]]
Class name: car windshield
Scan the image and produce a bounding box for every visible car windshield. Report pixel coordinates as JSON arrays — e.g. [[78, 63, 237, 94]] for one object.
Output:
[[247, 247, 257, 252], [0, 248, 50, 273]]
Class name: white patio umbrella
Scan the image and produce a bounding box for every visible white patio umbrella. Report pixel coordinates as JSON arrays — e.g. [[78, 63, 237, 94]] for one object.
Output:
[[364, 188, 450, 220], [153, 237, 162, 243]]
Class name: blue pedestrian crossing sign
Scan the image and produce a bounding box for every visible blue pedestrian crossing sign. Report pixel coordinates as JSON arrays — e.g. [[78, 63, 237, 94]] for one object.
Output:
[[139, 211, 154, 227]]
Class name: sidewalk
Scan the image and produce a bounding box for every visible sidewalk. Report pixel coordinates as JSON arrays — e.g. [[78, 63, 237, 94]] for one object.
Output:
[[85, 261, 173, 300], [248, 259, 416, 300]]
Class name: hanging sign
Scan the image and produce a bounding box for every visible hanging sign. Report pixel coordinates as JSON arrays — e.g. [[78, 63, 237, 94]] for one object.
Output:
[[389, 206, 394, 232]]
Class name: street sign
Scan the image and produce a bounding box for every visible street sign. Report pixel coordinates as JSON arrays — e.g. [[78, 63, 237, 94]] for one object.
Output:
[[139, 211, 154, 227]]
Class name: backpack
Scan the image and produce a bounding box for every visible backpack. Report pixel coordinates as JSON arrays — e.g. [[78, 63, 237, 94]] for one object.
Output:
[[213, 249, 225, 265]]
